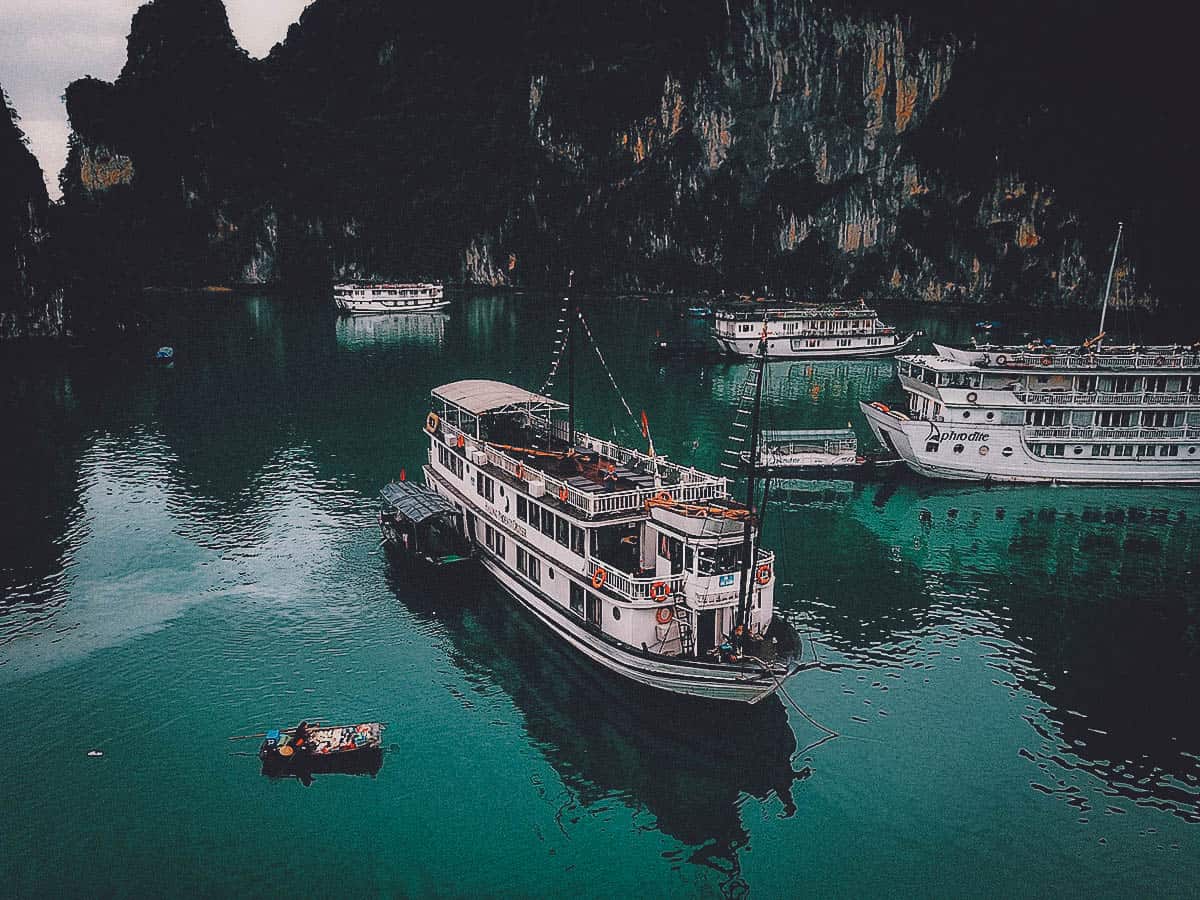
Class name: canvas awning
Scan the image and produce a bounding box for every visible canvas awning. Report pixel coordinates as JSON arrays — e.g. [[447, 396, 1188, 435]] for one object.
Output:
[[431, 380, 568, 416], [380, 480, 458, 524]]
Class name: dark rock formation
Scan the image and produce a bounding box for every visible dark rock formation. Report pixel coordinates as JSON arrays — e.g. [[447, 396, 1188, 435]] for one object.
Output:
[[49, 0, 1195, 324], [1, 86, 61, 338]]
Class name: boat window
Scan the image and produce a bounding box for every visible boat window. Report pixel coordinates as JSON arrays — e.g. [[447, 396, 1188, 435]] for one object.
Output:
[[517, 547, 540, 583], [476, 472, 494, 502], [656, 532, 684, 575], [585, 593, 601, 626], [569, 582, 585, 616], [540, 507, 555, 538], [437, 443, 464, 479], [517, 496, 527, 520], [555, 516, 570, 548], [685, 546, 694, 571], [696, 544, 743, 576], [570, 525, 585, 557]]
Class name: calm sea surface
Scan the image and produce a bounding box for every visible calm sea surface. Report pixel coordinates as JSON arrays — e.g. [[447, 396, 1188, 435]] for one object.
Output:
[[1, 292, 1197, 897]]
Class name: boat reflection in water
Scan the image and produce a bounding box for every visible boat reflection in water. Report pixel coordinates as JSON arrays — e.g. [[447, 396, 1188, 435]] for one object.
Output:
[[334, 312, 447, 351], [772, 474, 1200, 824], [383, 559, 807, 890]]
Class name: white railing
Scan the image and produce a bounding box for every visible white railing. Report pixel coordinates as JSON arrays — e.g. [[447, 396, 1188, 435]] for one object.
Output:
[[1016, 390, 1198, 407], [437, 421, 727, 519], [1025, 425, 1200, 441], [997, 351, 1200, 370], [585, 560, 687, 602]]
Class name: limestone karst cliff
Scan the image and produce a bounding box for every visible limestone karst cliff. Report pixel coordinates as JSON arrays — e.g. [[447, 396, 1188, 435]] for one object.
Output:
[[1, 87, 60, 338], [33, 0, 1196, 335]]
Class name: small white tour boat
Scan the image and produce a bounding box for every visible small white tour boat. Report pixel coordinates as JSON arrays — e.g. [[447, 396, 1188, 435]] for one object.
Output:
[[333, 281, 447, 314], [713, 301, 915, 359], [410, 314, 807, 703]]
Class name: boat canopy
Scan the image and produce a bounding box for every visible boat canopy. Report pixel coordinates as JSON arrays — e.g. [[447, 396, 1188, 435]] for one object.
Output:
[[432, 379, 568, 417], [762, 428, 856, 444], [380, 480, 458, 524]]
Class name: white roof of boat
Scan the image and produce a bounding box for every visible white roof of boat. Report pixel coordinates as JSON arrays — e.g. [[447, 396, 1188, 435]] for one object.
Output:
[[432, 379, 568, 415]]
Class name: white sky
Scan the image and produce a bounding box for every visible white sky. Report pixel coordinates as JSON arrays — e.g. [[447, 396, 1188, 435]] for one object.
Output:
[[0, 0, 312, 197]]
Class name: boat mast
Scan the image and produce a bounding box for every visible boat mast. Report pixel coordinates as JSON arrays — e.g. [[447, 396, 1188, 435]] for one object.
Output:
[[736, 324, 768, 628], [567, 270, 575, 446], [1095, 221, 1123, 349]]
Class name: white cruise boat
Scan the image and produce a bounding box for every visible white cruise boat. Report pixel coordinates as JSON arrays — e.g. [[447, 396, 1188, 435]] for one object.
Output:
[[712, 302, 915, 359], [861, 342, 1200, 483], [415, 369, 804, 703], [333, 281, 447, 314]]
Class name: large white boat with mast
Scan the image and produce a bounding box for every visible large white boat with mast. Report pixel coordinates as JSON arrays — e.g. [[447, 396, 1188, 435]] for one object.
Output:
[[862, 223, 1200, 483], [334, 281, 447, 314], [405, 309, 806, 703], [713, 300, 916, 359]]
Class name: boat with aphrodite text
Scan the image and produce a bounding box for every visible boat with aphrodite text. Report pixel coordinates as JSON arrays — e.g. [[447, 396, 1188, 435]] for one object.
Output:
[[861, 224, 1200, 484]]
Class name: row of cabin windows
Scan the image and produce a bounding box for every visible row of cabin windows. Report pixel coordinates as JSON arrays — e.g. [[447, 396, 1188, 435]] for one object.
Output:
[[516, 495, 586, 556], [484, 524, 505, 557], [1030, 443, 1189, 458], [437, 443, 464, 478], [1026, 410, 1184, 428]]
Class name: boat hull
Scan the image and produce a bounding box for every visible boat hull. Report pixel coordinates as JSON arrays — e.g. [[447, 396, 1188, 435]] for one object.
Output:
[[335, 298, 450, 314], [716, 332, 916, 359], [860, 401, 1200, 484], [425, 467, 800, 704]]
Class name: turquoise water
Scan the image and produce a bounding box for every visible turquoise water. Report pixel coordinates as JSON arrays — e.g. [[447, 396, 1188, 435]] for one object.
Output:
[[1, 293, 1197, 896]]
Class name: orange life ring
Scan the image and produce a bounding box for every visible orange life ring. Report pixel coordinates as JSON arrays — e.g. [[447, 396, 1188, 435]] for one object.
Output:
[[755, 564, 771, 585], [995, 354, 1008, 366], [654, 490, 673, 502], [592, 568, 607, 589], [656, 606, 673, 625], [1041, 356, 1053, 367], [649, 581, 670, 602], [870, 402, 890, 413], [425, 412, 440, 433], [515, 464, 525, 479], [558, 486, 569, 502], [456, 434, 465, 449]]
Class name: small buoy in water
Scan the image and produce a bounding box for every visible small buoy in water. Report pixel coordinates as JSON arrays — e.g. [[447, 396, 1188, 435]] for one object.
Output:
[[86, 750, 103, 758], [155, 346, 175, 363]]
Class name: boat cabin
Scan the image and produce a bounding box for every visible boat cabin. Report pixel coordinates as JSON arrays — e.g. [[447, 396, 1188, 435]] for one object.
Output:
[[379, 480, 473, 565]]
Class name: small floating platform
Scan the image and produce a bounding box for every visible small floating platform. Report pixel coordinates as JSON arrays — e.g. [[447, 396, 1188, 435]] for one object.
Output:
[[759, 428, 898, 477], [260, 722, 384, 778]]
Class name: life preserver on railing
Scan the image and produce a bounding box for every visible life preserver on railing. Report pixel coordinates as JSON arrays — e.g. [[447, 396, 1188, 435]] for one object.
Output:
[[425, 412, 440, 433], [456, 434, 465, 449], [870, 402, 890, 413], [656, 606, 674, 625], [755, 564, 772, 585], [558, 486, 569, 502], [654, 490, 673, 502], [994, 354, 1008, 366], [592, 568, 607, 589], [1155, 355, 1166, 366], [649, 581, 670, 602], [1041, 356, 1053, 367], [515, 464, 525, 480], [966, 391, 978, 404]]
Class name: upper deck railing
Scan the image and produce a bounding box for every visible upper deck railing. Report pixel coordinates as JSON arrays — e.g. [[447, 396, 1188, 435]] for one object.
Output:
[[1025, 425, 1200, 441], [715, 305, 879, 322], [584, 552, 775, 606], [439, 420, 728, 520], [979, 348, 1200, 371]]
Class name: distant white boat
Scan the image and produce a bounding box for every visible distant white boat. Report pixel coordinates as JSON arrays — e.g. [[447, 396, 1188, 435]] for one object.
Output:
[[713, 301, 915, 359], [333, 282, 447, 314]]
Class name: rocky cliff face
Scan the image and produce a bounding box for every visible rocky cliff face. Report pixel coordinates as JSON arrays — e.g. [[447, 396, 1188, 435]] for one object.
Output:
[[1, 87, 61, 338], [51, 0, 1189, 323]]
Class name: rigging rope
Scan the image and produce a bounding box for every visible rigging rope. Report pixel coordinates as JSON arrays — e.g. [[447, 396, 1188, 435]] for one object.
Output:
[[540, 304, 569, 395], [576, 310, 656, 456]]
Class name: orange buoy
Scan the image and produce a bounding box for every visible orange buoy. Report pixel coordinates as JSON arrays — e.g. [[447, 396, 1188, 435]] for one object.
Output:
[[592, 568, 607, 589], [755, 564, 771, 585], [649, 581, 670, 602], [656, 606, 673, 625], [425, 412, 440, 433], [558, 486, 569, 502]]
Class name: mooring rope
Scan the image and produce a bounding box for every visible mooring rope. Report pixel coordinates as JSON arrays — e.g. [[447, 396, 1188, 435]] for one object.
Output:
[[576, 310, 656, 455]]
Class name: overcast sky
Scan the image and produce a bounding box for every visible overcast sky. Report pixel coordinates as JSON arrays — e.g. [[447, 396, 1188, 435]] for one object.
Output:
[[0, 0, 312, 197]]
